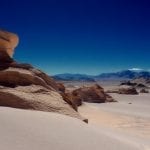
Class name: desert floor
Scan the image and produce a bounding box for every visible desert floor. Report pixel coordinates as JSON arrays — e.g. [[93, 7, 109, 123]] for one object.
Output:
[[79, 93, 150, 149], [0, 107, 143, 150]]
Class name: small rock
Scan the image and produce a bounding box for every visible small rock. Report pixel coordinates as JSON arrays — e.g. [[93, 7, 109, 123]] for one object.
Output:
[[118, 86, 138, 95], [140, 88, 149, 93]]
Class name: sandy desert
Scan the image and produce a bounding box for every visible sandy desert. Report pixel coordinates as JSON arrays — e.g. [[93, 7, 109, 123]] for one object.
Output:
[[0, 107, 147, 150]]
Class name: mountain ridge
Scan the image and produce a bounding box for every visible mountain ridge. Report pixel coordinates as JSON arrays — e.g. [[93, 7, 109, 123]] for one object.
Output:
[[53, 70, 150, 81]]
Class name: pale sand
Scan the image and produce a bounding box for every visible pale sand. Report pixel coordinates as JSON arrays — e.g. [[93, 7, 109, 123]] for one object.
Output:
[[0, 107, 143, 150], [79, 93, 150, 149]]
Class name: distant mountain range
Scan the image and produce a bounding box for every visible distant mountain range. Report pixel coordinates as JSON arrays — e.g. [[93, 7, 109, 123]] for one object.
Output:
[[95, 70, 150, 80], [53, 73, 95, 82], [53, 70, 150, 81]]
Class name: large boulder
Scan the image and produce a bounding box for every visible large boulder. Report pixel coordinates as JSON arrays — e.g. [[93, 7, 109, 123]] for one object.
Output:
[[0, 30, 19, 62], [69, 84, 115, 105]]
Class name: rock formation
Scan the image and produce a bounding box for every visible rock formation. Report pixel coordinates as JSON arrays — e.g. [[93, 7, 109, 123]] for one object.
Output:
[[0, 29, 19, 62], [0, 64, 86, 120], [118, 86, 138, 95], [66, 84, 115, 105], [132, 77, 150, 85], [120, 81, 137, 86], [0, 30, 86, 121], [120, 80, 147, 89]]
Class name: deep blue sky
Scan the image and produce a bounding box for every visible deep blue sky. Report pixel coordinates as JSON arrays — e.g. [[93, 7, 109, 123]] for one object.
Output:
[[1, 0, 150, 75]]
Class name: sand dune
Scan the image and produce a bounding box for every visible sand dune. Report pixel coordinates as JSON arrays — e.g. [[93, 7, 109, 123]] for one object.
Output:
[[0, 107, 143, 150]]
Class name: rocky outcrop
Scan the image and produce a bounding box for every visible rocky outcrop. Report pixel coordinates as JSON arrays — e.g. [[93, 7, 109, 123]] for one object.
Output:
[[132, 77, 150, 85], [118, 86, 138, 95], [106, 86, 139, 95], [0, 30, 86, 121], [120, 80, 147, 89], [0, 30, 19, 62], [0, 65, 85, 121], [67, 84, 115, 105]]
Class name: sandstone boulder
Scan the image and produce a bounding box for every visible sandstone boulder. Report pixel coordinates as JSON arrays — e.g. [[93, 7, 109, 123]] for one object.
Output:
[[62, 92, 82, 107], [69, 84, 115, 104], [0, 30, 19, 62]]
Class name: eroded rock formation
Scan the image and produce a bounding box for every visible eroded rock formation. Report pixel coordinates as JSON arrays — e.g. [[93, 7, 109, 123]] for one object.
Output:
[[0, 29, 19, 62], [65, 84, 115, 105], [0, 64, 85, 120], [0, 30, 86, 121]]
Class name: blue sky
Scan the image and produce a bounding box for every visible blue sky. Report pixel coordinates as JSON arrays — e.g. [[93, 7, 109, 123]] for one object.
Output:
[[1, 0, 150, 75]]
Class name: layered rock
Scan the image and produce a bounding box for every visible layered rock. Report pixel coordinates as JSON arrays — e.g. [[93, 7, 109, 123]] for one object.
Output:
[[0, 30, 19, 62], [0, 65, 84, 120]]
